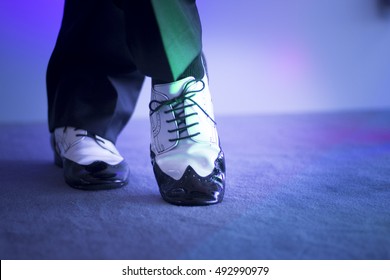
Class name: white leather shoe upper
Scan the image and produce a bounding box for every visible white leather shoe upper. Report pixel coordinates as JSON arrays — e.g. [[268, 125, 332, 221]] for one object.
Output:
[[150, 75, 221, 180], [54, 127, 124, 165]]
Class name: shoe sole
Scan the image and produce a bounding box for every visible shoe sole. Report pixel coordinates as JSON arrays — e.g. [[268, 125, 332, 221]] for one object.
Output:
[[66, 179, 128, 191]]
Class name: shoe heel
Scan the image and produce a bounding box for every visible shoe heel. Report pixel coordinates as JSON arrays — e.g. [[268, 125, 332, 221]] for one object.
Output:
[[54, 151, 63, 167]]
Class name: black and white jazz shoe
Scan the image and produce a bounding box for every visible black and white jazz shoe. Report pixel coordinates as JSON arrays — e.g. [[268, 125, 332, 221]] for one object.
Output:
[[149, 74, 226, 206], [51, 127, 129, 190]]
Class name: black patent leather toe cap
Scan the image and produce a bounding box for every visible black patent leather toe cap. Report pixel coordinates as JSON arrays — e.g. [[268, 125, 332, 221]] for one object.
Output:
[[152, 152, 226, 206], [63, 159, 129, 190]]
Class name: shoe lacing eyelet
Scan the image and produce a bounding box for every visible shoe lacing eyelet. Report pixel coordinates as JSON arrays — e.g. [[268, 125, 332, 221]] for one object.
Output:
[[149, 79, 216, 142]]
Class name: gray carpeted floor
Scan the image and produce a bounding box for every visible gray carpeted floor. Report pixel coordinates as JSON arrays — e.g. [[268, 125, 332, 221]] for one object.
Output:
[[0, 110, 389, 260]]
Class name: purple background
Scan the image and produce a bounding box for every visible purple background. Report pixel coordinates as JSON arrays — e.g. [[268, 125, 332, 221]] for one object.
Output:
[[1, 0, 390, 123]]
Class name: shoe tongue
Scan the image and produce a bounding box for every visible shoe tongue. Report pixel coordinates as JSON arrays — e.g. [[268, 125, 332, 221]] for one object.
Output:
[[158, 76, 195, 99]]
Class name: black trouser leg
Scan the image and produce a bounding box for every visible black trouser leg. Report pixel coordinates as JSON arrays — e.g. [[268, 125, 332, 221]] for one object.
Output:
[[47, 0, 145, 143], [120, 0, 203, 82]]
